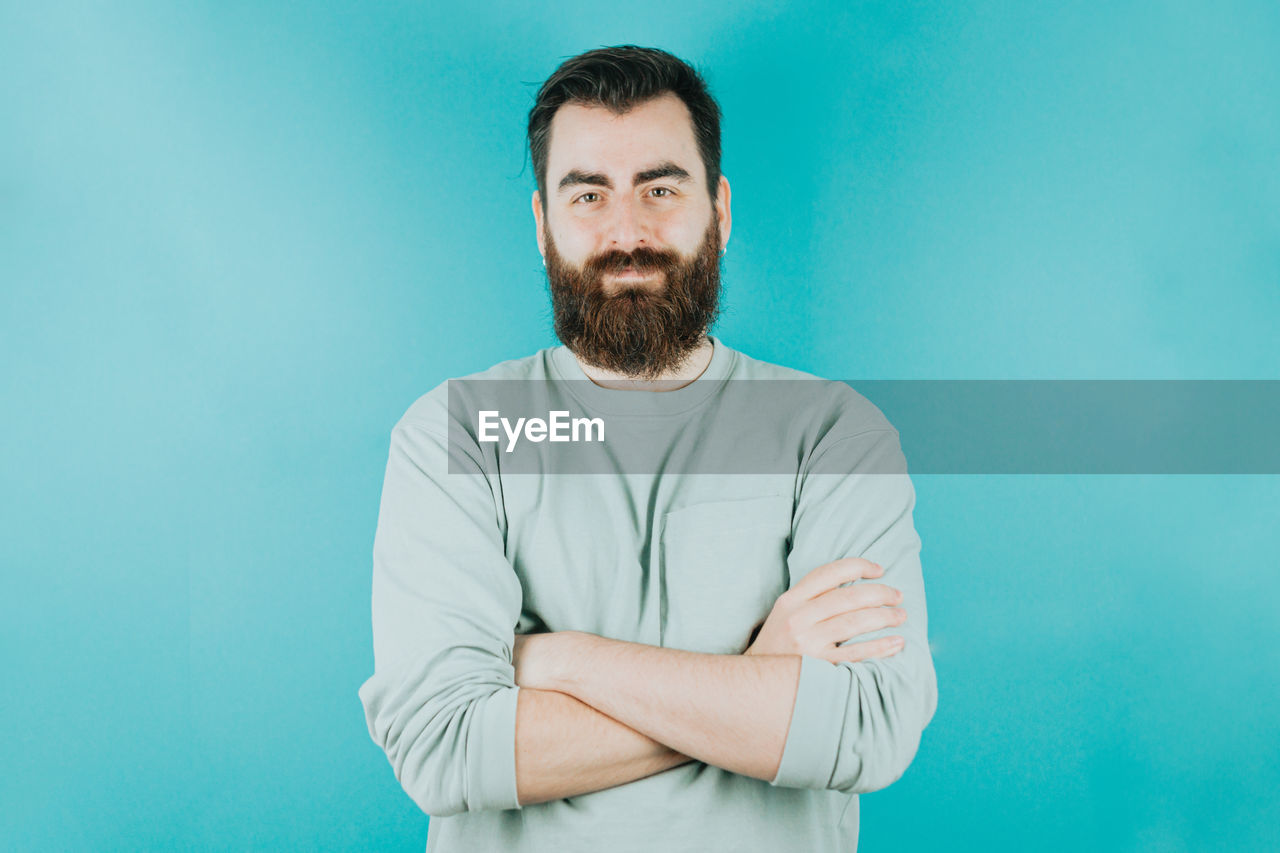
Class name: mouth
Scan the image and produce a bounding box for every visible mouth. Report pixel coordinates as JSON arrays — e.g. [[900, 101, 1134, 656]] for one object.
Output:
[[608, 267, 660, 280]]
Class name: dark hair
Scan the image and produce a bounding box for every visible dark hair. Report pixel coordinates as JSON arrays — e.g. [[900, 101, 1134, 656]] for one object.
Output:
[[528, 45, 723, 212]]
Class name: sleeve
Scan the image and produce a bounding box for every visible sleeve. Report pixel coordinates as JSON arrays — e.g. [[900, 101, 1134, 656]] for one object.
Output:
[[356, 416, 526, 817], [768, 428, 939, 794]]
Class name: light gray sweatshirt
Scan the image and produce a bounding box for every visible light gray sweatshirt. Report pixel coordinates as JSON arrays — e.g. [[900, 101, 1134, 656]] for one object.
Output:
[[358, 336, 937, 852]]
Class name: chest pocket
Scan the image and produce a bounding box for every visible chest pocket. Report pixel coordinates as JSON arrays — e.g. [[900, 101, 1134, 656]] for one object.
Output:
[[659, 494, 793, 654]]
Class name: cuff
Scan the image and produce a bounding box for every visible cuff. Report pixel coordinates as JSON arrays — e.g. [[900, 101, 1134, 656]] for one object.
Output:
[[465, 684, 524, 811], [770, 655, 848, 789]]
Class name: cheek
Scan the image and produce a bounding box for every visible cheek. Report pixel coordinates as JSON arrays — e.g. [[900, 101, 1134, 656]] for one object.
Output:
[[665, 205, 715, 244], [547, 222, 593, 261], [557, 206, 704, 255], [664, 222, 707, 255], [626, 209, 697, 251]]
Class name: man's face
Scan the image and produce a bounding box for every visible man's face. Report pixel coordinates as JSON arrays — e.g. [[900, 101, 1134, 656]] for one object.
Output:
[[533, 92, 731, 378]]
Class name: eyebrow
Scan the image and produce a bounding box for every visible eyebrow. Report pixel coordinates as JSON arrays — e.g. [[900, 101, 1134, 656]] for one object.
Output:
[[556, 161, 693, 193]]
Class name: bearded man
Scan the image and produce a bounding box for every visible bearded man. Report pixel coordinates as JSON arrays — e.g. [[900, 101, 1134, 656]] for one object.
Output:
[[359, 45, 937, 853]]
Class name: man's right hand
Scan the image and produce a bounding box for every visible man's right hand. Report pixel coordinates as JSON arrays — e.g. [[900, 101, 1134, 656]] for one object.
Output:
[[743, 557, 907, 663]]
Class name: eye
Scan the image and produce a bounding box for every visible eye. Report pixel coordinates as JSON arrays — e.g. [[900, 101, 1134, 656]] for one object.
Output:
[[574, 192, 600, 204], [649, 187, 674, 198]]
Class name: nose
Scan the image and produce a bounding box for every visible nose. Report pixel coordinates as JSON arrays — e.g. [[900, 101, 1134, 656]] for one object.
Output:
[[605, 194, 651, 254]]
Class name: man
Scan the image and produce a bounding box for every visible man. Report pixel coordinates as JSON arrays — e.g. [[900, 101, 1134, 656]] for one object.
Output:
[[359, 45, 937, 852]]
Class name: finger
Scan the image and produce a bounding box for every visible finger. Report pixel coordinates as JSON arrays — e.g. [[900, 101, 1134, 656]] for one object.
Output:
[[804, 583, 903, 623], [790, 557, 883, 600], [825, 635, 905, 664], [813, 606, 906, 647]]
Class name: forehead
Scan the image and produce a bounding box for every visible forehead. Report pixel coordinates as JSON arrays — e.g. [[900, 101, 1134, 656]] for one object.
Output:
[[546, 92, 703, 187]]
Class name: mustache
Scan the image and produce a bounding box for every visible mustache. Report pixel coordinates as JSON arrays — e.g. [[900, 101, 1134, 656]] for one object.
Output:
[[584, 246, 681, 277], [545, 217, 722, 379]]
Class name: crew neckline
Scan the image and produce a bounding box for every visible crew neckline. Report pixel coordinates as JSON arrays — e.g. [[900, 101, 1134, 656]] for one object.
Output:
[[548, 335, 737, 417]]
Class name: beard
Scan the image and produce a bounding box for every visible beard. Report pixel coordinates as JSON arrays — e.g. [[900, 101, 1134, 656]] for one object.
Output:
[[545, 215, 723, 380]]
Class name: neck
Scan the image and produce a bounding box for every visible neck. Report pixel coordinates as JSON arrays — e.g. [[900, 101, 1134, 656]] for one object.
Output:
[[573, 336, 715, 391]]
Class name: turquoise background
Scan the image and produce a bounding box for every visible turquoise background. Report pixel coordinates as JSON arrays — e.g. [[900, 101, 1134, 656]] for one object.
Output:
[[2, 1, 1277, 849]]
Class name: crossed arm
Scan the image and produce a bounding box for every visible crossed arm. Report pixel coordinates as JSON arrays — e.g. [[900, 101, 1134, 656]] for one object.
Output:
[[512, 635, 801, 805], [360, 418, 936, 817], [511, 551, 911, 805]]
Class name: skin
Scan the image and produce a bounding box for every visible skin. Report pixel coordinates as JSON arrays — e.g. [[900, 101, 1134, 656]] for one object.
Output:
[[513, 559, 906, 803], [512, 94, 906, 806], [532, 93, 731, 390]]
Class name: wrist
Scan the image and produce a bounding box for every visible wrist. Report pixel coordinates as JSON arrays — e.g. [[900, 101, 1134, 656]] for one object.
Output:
[[544, 630, 596, 693], [514, 630, 596, 692]]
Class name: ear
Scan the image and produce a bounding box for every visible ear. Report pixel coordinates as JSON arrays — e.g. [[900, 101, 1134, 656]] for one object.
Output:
[[715, 175, 732, 253], [532, 190, 546, 261]]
